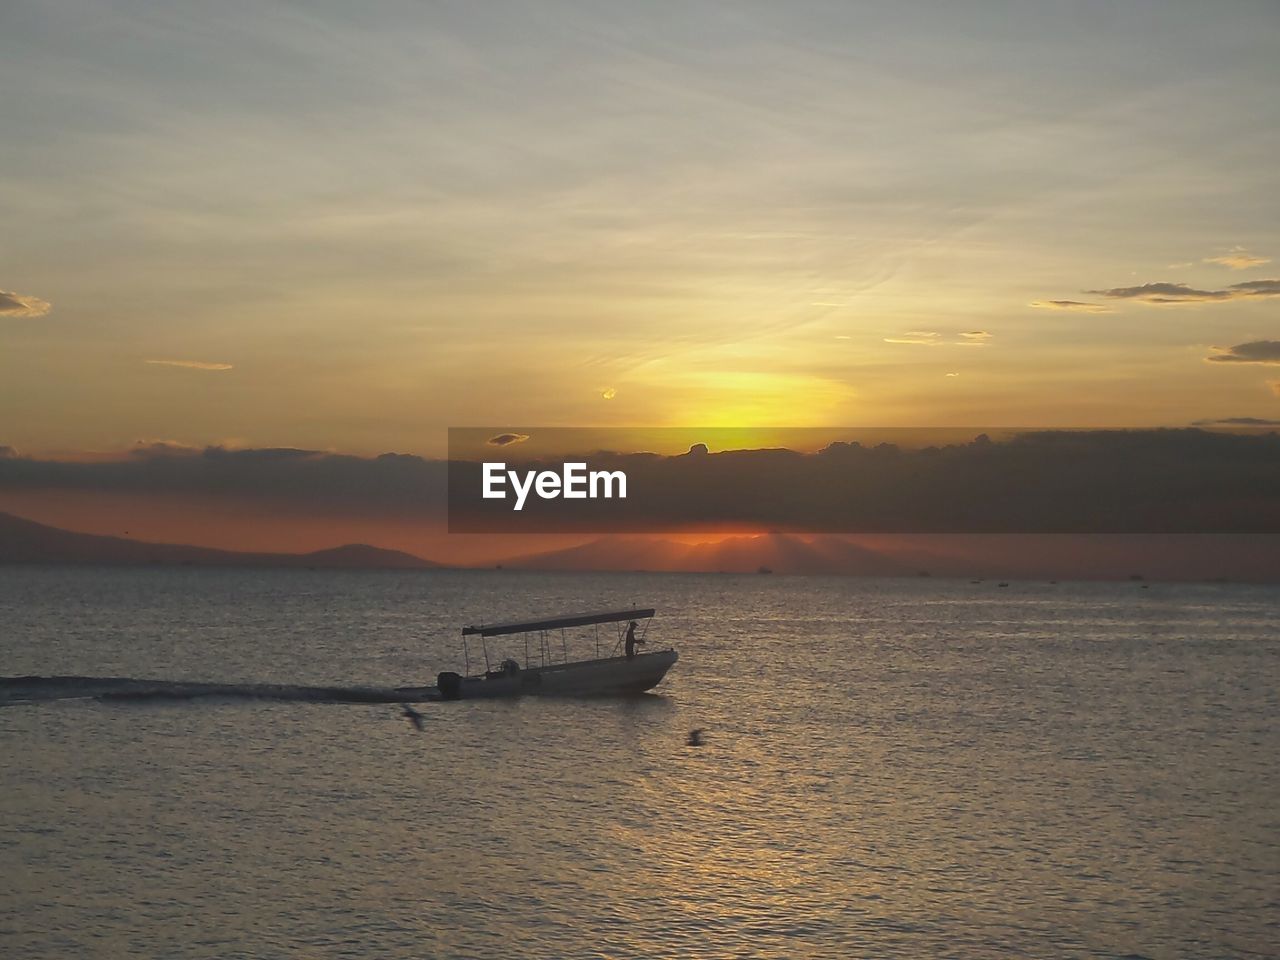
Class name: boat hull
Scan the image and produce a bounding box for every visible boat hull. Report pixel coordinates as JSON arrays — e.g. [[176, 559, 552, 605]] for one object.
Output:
[[446, 649, 678, 700]]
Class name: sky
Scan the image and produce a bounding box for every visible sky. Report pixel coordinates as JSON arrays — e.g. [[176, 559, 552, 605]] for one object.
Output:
[[1, 1, 1278, 557]]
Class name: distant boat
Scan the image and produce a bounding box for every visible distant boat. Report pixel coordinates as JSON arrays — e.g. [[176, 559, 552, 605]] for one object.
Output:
[[432, 608, 677, 700], [757, 566, 773, 575]]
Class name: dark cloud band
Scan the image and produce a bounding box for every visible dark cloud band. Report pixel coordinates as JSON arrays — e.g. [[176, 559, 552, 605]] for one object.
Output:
[[1087, 280, 1280, 303], [5, 430, 1279, 534], [1206, 341, 1280, 365]]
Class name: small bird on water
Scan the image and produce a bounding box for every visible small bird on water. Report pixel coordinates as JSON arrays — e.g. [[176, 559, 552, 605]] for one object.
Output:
[[401, 703, 425, 731], [686, 729, 704, 747]]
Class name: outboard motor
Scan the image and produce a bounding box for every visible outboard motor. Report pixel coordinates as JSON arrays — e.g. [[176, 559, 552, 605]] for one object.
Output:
[[437, 671, 463, 701]]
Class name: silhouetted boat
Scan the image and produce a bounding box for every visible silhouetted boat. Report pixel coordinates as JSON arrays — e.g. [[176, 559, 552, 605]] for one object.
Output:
[[433, 608, 677, 700]]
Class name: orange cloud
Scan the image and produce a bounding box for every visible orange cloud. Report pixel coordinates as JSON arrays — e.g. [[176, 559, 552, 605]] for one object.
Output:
[[1204, 247, 1270, 270], [0, 289, 51, 318], [144, 359, 233, 371], [1029, 299, 1111, 313]]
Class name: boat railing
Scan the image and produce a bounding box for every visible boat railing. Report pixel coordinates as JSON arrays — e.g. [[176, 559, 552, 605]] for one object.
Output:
[[458, 608, 656, 676]]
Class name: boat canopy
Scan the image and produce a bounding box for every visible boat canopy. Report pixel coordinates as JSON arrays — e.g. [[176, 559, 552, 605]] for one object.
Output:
[[463, 608, 655, 638]]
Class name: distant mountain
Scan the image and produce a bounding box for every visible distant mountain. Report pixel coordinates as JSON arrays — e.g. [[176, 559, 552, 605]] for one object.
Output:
[[495, 531, 1280, 582], [499, 533, 921, 576], [0, 511, 440, 569], [299, 543, 436, 568], [5, 509, 1277, 581]]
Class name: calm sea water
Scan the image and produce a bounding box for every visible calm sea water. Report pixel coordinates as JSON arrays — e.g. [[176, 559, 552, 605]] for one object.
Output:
[[2, 567, 1277, 959]]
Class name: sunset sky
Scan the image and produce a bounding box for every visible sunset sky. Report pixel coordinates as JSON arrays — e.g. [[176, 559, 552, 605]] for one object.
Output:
[[1, 1, 1278, 558]]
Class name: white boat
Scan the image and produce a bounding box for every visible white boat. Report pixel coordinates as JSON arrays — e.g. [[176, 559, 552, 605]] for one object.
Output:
[[434, 608, 677, 700]]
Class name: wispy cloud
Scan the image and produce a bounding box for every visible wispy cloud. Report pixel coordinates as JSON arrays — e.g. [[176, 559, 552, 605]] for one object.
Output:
[[1205, 341, 1280, 365], [1204, 247, 1270, 270], [885, 330, 991, 346], [0, 290, 52, 318], [1029, 299, 1111, 313], [884, 331, 942, 345], [1087, 279, 1280, 303], [144, 359, 233, 371], [487, 433, 530, 446]]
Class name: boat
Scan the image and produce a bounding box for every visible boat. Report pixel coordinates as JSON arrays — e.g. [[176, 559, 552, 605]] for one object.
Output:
[[434, 607, 677, 700]]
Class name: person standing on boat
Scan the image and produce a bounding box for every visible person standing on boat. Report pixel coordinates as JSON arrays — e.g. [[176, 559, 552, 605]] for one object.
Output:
[[624, 620, 644, 659]]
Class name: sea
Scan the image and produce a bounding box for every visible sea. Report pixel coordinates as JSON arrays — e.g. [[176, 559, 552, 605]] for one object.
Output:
[[2, 567, 1276, 959]]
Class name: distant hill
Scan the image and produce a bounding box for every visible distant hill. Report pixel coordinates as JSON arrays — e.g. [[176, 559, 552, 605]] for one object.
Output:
[[5, 510, 1277, 581], [499, 533, 922, 576], [496, 531, 1280, 582], [0, 511, 440, 569]]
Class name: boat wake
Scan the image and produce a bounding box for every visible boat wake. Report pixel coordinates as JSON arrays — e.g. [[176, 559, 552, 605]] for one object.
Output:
[[0, 675, 434, 707]]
